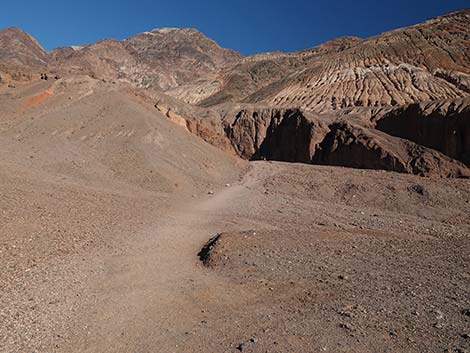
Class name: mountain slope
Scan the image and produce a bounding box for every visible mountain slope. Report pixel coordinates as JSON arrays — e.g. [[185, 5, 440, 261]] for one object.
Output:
[[168, 10, 470, 113], [0, 26, 48, 66], [1, 10, 469, 177], [124, 28, 243, 89], [49, 28, 243, 90], [168, 36, 363, 106], [246, 9, 470, 112], [0, 76, 241, 190]]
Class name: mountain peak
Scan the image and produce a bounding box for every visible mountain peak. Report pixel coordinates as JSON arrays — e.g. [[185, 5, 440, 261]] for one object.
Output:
[[0, 26, 47, 66], [122, 26, 243, 89], [150, 27, 199, 34], [1, 26, 23, 33]]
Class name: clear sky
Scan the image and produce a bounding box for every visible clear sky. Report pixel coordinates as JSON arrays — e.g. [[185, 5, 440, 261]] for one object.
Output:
[[1, 0, 468, 54]]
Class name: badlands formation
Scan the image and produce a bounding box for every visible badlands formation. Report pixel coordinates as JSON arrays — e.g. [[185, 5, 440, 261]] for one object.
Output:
[[0, 9, 469, 353]]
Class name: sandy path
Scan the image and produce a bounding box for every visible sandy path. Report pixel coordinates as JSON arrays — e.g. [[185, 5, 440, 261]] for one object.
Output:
[[64, 164, 265, 352]]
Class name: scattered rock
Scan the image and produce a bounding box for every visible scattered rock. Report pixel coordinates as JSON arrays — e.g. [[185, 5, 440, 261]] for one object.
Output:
[[408, 184, 429, 197], [198, 234, 221, 265], [338, 310, 352, 318], [434, 309, 444, 320], [237, 343, 247, 351], [454, 348, 470, 353]]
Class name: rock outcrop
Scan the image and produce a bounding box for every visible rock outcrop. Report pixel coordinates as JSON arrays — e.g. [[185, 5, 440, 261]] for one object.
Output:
[[373, 98, 470, 166], [198, 107, 470, 178], [223, 108, 329, 162], [313, 122, 469, 178]]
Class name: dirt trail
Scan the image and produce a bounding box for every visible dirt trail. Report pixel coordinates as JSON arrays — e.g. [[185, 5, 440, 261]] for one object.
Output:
[[64, 164, 268, 352]]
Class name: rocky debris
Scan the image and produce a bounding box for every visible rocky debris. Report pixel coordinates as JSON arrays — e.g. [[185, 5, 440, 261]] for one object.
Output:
[[199, 170, 470, 352], [454, 348, 470, 353], [0, 10, 469, 353], [236, 338, 257, 351], [197, 234, 221, 265], [236, 342, 247, 351], [408, 184, 429, 197]]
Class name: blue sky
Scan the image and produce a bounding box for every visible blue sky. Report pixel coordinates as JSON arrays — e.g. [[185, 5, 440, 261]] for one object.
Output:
[[1, 0, 468, 54]]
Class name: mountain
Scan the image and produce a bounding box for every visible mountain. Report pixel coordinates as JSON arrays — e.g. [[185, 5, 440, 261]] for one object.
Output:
[[244, 9, 470, 112], [124, 28, 243, 89], [0, 26, 48, 66], [170, 10, 470, 112], [157, 10, 470, 177], [49, 28, 243, 90], [1, 9, 470, 353], [0, 26, 49, 83], [0, 10, 469, 178], [167, 36, 365, 106]]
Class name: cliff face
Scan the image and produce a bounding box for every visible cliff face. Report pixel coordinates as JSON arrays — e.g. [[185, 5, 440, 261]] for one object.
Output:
[[222, 109, 469, 177], [373, 98, 470, 166], [312, 122, 469, 178], [223, 108, 329, 162]]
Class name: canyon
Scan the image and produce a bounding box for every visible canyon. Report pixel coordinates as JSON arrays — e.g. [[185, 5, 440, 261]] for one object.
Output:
[[0, 9, 469, 353]]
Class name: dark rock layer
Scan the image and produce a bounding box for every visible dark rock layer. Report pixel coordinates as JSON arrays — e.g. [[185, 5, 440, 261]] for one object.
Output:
[[374, 98, 470, 166]]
